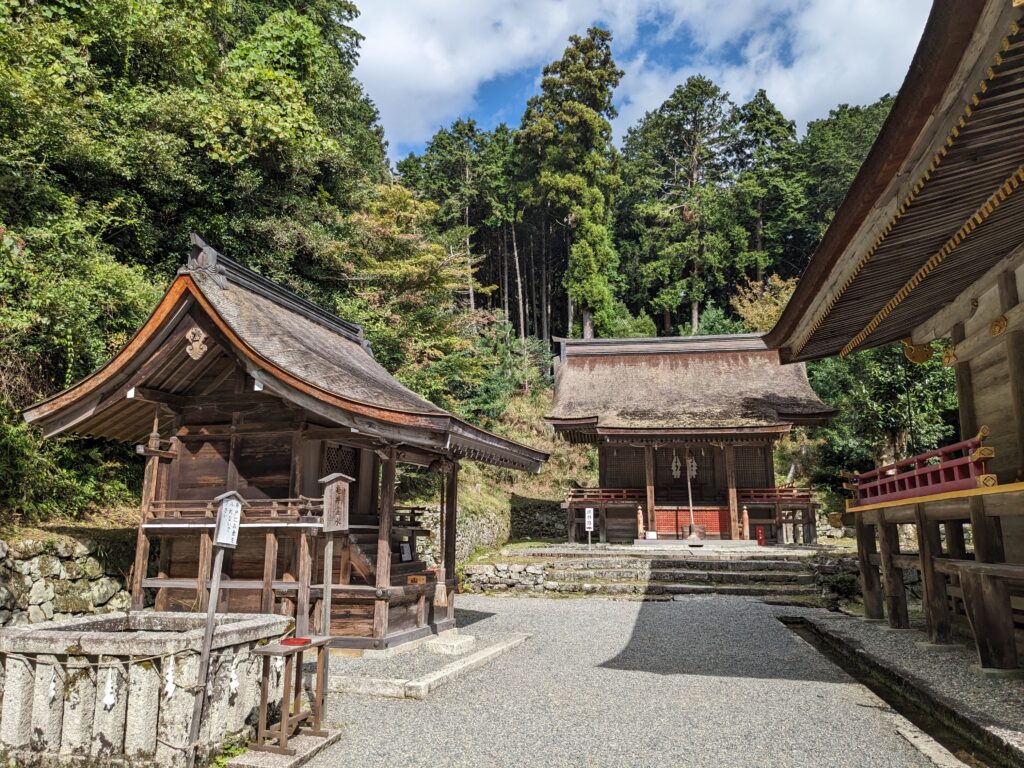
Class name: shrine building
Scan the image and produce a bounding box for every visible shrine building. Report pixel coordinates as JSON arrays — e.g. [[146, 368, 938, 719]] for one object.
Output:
[[766, 0, 1024, 672], [545, 335, 834, 543], [23, 236, 547, 650]]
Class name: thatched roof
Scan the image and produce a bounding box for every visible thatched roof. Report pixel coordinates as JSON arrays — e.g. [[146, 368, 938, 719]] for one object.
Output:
[[24, 236, 547, 472], [546, 335, 834, 442]]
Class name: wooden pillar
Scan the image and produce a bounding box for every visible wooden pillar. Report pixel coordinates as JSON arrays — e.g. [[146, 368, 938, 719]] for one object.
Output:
[[131, 406, 162, 611], [644, 445, 656, 535], [296, 531, 312, 636], [357, 448, 375, 515], [566, 504, 574, 544], [970, 496, 1003, 563], [598, 504, 607, 544], [741, 506, 750, 541], [261, 532, 278, 614], [155, 539, 173, 611], [945, 521, 967, 559], [877, 518, 909, 629], [960, 568, 1019, 670], [998, 271, 1024, 480], [724, 445, 739, 540], [855, 515, 884, 620], [914, 504, 951, 644], [196, 532, 212, 611], [951, 323, 977, 440], [444, 461, 459, 622], [774, 501, 782, 544], [373, 447, 397, 644]]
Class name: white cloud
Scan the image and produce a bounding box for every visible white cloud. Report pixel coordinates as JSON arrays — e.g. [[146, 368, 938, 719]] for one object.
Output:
[[352, 0, 932, 158]]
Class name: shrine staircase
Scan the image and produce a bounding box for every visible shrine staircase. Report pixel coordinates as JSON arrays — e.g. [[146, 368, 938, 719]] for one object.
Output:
[[465, 548, 822, 605]]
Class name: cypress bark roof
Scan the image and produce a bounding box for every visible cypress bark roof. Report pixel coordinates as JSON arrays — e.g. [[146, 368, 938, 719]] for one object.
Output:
[[545, 335, 833, 441], [23, 236, 547, 472]]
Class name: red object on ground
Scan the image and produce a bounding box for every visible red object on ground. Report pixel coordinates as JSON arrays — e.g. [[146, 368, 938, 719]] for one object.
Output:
[[282, 637, 311, 647], [756, 527, 766, 546]]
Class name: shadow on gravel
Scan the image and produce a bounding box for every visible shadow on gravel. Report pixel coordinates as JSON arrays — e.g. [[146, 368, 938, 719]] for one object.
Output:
[[599, 596, 843, 682], [455, 607, 496, 629]]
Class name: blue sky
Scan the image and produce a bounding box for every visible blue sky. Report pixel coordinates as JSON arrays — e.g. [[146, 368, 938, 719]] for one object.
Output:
[[351, 1, 932, 162]]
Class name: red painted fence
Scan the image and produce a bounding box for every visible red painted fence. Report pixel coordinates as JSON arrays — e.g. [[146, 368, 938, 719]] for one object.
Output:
[[850, 427, 995, 507]]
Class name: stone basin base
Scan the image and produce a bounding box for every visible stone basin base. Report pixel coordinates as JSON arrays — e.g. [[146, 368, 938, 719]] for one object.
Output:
[[0, 612, 290, 766]]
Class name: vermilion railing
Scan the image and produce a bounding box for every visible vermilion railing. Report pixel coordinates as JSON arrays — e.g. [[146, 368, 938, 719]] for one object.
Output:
[[850, 427, 996, 506]]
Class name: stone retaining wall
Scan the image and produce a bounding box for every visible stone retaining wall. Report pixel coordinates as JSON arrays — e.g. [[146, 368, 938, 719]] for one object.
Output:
[[0, 531, 136, 627]]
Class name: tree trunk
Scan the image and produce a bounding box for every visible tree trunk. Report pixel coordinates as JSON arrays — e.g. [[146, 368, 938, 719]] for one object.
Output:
[[662, 308, 672, 335], [690, 300, 699, 335], [511, 223, 526, 340], [501, 226, 510, 318], [582, 309, 594, 339], [541, 216, 549, 342], [465, 202, 475, 314], [755, 202, 765, 293], [567, 295, 574, 337]]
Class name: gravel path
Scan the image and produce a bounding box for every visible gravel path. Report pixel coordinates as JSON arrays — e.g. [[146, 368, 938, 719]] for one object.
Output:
[[311, 595, 941, 768]]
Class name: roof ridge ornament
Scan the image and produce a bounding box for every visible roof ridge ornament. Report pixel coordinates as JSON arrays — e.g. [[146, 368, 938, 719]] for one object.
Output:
[[181, 232, 229, 289]]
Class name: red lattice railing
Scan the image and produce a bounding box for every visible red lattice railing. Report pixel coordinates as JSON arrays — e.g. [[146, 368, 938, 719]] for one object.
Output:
[[849, 427, 996, 507]]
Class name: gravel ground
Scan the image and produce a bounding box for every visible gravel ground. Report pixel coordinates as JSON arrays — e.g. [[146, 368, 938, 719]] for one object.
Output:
[[310, 595, 940, 768], [776, 606, 1024, 758]]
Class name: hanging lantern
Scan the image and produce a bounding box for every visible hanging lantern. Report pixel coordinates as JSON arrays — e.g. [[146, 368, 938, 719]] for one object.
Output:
[[671, 450, 682, 479]]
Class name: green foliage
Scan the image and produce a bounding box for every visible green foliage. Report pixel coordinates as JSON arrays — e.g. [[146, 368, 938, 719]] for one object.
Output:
[[518, 27, 626, 337], [807, 344, 958, 489]]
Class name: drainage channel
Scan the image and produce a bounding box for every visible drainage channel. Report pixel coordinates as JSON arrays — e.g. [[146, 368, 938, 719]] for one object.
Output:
[[779, 616, 1016, 768]]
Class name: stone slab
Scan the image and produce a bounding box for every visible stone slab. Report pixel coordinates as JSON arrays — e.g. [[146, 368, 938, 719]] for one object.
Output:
[[226, 731, 343, 768], [404, 633, 530, 699], [424, 632, 475, 656]]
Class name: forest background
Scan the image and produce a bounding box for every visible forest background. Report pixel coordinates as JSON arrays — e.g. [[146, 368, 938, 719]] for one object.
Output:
[[0, 0, 957, 521]]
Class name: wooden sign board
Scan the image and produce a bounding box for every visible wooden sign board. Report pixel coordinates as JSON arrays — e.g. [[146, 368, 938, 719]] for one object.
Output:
[[407, 574, 426, 585], [213, 491, 246, 549], [319, 472, 355, 533]]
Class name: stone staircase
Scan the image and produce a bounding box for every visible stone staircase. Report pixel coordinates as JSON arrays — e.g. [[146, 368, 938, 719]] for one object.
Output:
[[462, 550, 823, 604]]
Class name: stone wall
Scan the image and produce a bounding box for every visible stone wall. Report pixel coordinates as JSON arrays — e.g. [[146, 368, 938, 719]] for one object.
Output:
[[0, 530, 136, 627], [463, 563, 550, 593]]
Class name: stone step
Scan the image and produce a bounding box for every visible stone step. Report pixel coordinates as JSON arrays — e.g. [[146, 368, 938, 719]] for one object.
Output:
[[536, 581, 819, 597], [544, 568, 814, 585], [525, 557, 814, 572]]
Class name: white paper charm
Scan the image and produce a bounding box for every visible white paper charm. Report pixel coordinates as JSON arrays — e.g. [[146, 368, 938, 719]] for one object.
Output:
[[163, 659, 176, 699], [102, 668, 117, 710]]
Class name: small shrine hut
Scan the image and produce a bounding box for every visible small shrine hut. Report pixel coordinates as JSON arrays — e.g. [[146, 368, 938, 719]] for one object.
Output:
[[766, 0, 1024, 672], [23, 236, 547, 650], [545, 335, 834, 543]]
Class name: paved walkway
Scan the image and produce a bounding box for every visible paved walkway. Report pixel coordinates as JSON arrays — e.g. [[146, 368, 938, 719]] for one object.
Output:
[[311, 595, 946, 768]]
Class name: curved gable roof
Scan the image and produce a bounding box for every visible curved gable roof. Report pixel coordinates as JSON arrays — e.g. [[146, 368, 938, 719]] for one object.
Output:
[[24, 237, 547, 472]]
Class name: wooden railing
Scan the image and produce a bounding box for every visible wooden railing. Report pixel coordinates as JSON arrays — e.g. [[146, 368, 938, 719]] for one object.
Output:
[[738, 486, 816, 504], [565, 487, 645, 504], [849, 427, 995, 507], [148, 497, 324, 520]]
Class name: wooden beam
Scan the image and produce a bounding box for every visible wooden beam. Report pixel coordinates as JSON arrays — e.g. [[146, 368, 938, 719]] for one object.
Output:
[[855, 515, 884, 620], [914, 504, 951, 644], [373, 446, 397, 642], [877, 522, 909, 629]]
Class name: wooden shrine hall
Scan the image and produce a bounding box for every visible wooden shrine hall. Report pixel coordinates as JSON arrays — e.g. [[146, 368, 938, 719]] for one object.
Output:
[[23, 236, 547, 650], [545, 335, 834, 543], [766, 0, 1024, 673]]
